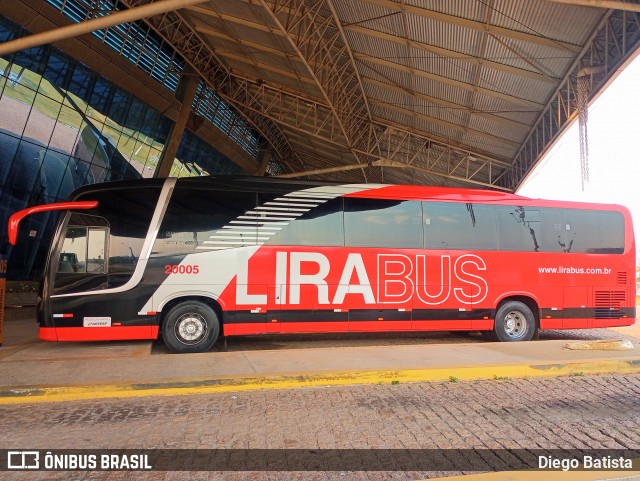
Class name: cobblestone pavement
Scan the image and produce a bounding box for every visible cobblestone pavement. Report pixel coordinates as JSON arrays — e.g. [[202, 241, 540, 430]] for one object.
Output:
[[2, 373, 640, 480]]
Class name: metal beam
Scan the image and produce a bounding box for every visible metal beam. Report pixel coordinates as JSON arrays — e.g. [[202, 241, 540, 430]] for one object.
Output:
[[361, 76, 531, 132], [124, 0, 514, 189], [278, 157, 513, 191], [0, 0, 209, 56], [544, 0, 640, 12], [277, 162, 376, 177], [229, 75, 513, 157], [281, 128, 347, 150], [232, 78, 509, 167], [344, 24, 561, 84], [357, 0, 583, 52], [257, 0, 376, 181], [186, 1, 541, 128], [121, 0, 307, 175], [294, 152, 352, 170], [193, 25, 294, 58], [213, 49, 316, 84], [325, 0, 375, 131], [186, 5, 276, 34], [462, 0, 496, 157], [354, 52, 545, 109], [230, 78, 514, 186], [212, 53, 515, 188], [368, 99, 521, 149]]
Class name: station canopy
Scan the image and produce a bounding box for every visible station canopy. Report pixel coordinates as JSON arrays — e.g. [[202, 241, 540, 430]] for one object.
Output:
[[121, 0, 640, 190]]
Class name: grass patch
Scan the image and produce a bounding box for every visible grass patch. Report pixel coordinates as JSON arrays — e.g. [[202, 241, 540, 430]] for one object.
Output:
[[449, 376, 459, 383]]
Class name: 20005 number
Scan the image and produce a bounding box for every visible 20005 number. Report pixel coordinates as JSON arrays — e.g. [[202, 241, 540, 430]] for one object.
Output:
[[164, 264, 200, 275]]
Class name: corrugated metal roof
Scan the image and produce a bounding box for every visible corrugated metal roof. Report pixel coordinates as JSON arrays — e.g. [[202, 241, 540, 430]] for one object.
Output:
[[492, 0, 601, 44], [165, 0, 635, 189]]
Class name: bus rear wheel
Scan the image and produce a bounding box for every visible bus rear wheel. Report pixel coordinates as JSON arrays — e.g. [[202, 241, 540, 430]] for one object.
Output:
[[162, 301, 220, 353], [493, 301, 536, 342]]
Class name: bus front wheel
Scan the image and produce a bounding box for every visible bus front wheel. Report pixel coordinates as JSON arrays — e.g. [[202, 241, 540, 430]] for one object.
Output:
[[493, 301, 536, 342], [162, 301, 220, 353]]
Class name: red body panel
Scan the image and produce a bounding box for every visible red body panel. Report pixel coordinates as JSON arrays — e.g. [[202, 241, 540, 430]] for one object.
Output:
[[31, 181, 636, 343], [215, 246, 634, 332], [39, 326, 158, 342]]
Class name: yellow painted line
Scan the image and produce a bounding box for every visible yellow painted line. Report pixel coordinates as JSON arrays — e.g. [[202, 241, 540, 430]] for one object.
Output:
[[1, 358, 639, 404], [422, 468, 640, 481]]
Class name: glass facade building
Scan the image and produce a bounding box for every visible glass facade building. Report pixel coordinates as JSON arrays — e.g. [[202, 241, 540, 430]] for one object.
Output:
[[0, 16, 250, 279]]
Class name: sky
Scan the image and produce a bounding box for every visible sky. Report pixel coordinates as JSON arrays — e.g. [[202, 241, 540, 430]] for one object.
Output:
[[7, 29, 637, 253], [518, 54, 640, 253]]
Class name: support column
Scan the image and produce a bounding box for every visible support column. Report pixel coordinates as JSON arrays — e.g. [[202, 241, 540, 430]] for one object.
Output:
[[253, 145, 272, 176], [155, 72, 200, 178]]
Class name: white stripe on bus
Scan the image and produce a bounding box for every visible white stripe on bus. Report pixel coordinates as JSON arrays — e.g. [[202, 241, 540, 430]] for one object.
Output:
[[264, 201, 319, 207], [229, 220, 290, 225], [254, 206, 310, 212]]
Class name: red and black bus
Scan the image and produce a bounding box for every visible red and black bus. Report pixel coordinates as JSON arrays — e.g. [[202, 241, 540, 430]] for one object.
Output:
[[9, 176, 636, 353]]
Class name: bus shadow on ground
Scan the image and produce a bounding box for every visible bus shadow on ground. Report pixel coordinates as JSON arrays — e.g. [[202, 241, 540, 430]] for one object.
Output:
[[150, 328, 639, 355]]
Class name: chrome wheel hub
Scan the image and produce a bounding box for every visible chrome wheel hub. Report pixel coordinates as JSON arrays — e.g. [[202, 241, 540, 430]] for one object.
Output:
[[504, 310, 527, 340], [176, 314, 207, 344]]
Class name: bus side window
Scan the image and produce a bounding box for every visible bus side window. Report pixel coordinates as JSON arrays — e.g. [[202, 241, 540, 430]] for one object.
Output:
[[152, 189, 258, 256], [423, 202, 497, 250], [87, 228, 107, 273], [267, 198, 344, 247], [495, 206, 564, 253], [344, 198, 422, 248], [58, 226, 107, 274], [562, 209, 624, 254], [59, 227, 87, 273]]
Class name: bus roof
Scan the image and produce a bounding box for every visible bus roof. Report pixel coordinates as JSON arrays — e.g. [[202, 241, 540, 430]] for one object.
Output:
[[67, 176, 627, 212]]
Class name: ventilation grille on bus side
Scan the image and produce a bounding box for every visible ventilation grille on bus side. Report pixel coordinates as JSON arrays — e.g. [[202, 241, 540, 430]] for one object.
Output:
[[594, 290, 626, 319], [617, 272, 628, 285]]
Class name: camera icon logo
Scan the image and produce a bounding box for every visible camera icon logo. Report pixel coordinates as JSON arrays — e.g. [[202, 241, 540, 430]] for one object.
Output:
[[7, 451, 40, 469]]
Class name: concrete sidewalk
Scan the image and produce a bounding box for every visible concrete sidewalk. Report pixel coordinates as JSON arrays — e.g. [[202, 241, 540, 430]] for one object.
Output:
[[0, 309, 639, 404]]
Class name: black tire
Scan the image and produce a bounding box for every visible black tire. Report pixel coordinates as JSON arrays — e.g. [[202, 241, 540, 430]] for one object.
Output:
[[162, 301, 220, 354], [493, 301, 537, 342]]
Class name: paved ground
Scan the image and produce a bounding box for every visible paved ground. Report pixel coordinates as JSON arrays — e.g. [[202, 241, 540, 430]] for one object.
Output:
[[1, 373, 640, 480], [1, 307, 639, 479], [1, 311, 640, 396]]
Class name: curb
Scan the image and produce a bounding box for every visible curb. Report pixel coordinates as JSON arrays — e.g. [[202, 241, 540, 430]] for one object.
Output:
[[1, 357, 639, 404]]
